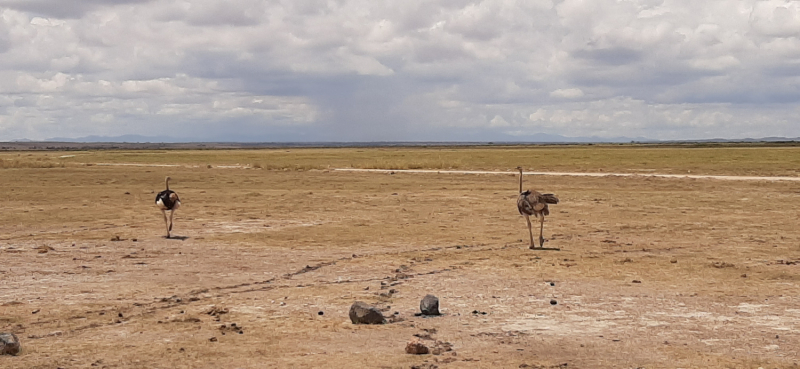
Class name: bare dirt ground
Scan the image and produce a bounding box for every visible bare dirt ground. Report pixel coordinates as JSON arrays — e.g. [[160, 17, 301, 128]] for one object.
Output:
[[2, 153, 800, 368]]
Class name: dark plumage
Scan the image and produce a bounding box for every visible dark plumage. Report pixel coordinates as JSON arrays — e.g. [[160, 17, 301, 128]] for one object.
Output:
[[155, 189, 179, 210], [155, 176, 181, 238], [516, 167, 558, 248]]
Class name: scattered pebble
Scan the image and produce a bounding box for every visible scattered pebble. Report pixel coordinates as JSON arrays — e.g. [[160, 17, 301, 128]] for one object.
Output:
[[405, 338, 430, 355], [550, 300, 558, 305]]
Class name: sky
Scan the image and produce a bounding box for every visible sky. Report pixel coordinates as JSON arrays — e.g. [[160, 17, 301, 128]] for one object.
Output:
[[1, 0, 800, 142]]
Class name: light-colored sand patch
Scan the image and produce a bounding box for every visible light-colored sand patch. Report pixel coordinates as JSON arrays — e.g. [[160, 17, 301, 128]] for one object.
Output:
[[196, 219, 329, 234]]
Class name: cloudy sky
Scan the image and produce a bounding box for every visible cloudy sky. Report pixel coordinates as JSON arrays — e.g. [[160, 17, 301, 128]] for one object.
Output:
[[1, 0, 800, 142]]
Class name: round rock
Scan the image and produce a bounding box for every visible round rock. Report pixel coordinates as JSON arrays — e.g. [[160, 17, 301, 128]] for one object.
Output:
[[420, 294, 440, 316], [0, 332, 20, 356]]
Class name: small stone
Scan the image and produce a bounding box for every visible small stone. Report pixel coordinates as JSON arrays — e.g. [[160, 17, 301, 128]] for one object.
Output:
[[209, 337, 217, 342], [0, 333, 21, 356], [550, 299, 557, 305], [632, 280, 641, 283], [549, 282, 555, 286], [348, 301, 386, 324], [420, 294, 440, 316], [318, 311, 324, 316], [405, 338, 430, 355]]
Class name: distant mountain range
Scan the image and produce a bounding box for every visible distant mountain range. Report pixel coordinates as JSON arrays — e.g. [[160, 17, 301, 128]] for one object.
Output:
[[41, 134, 189, 143], [4, 134, 800, 144]]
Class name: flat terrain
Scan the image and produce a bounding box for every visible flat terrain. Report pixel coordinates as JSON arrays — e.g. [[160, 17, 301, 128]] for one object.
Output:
[[2, 145, 800, 369]]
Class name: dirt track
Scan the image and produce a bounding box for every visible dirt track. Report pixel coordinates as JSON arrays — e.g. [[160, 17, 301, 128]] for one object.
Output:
[[2, 165, 800, 368]]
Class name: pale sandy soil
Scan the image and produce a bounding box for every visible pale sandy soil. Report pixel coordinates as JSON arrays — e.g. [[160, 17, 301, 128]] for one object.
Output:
[[2, 165, 800, 369]]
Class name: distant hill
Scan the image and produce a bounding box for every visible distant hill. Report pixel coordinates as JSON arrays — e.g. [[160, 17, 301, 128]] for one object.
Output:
[[38, 133, 657, 144], [2, 133, 799, 145], [45, 134, 186, 143]]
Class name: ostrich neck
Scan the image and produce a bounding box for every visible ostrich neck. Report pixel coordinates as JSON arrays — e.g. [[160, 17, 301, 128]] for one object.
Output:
[[518, 171, 523, 193]]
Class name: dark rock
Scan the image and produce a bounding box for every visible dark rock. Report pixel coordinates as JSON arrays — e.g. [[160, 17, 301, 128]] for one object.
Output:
[[420, 295, 440, 316], [550, 299, 557, 305], [0, 332, 20, 356], [348, 301, 385, 324]]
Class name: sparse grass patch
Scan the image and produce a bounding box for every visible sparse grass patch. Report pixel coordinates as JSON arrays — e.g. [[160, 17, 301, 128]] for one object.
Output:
[[4, 144, 800, 176], [0, 158, 66, 168]]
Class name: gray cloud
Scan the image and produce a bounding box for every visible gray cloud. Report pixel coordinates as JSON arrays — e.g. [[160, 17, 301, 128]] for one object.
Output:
[[2, 0, 800, 142], [0, 0, 153, 18]]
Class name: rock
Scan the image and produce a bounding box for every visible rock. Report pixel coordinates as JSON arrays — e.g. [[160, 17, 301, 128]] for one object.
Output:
[[431, 340, 453, 355], [550, 299, 557, 305], [348, 301, 385, 324], [0, 333, 20, 356], [405, 338, 430, 354], [420, 294, 440, 316]]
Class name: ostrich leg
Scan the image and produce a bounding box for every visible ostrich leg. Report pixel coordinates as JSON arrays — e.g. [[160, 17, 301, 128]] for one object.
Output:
[[162, 209, 170, 238], [538, 216, 545, 248], [525, 214, 535, 249]]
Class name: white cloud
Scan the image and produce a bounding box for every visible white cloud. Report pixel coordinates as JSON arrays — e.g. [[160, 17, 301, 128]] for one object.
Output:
[[1, 0, 800, 141], [550, 88, 584, 99], [489, 115, 510, 127]]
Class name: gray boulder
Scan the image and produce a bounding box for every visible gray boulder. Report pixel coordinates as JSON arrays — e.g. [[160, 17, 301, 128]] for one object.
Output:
[[349, 301, 386, 324], [0, 332, 20, 356], [420, 294, 440, 316]]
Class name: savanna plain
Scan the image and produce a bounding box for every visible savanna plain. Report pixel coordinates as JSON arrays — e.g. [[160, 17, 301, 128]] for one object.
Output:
[[2, 145, 800, 369]]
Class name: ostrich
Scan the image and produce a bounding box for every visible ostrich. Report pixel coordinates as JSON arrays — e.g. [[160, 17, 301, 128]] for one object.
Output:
[[516, 167, 558, 249], [155, 176, 181, 238]]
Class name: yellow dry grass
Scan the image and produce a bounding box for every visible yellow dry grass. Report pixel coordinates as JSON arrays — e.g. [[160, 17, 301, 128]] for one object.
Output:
[[1, 145, 799, 369]]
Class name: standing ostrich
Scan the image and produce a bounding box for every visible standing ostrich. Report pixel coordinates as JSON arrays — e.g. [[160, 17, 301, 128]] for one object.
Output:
[[155, 176, 181, 238], [516, 167, 558, 249]]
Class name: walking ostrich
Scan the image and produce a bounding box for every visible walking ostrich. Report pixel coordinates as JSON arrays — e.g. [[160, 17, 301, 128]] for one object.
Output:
[[155, 176, 181, 238], [516, 167, 558, 249]]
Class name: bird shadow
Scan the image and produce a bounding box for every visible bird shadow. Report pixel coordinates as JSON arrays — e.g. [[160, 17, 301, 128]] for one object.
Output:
[[165, 235, 189, 241]]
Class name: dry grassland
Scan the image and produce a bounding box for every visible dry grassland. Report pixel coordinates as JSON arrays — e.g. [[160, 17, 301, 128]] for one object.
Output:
[[1, 145, 800, 369]]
